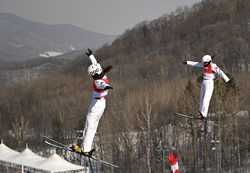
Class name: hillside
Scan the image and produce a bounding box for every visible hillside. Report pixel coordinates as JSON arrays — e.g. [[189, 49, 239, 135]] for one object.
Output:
[[94, 0, 250, 81], [0, 13, 116, 62]]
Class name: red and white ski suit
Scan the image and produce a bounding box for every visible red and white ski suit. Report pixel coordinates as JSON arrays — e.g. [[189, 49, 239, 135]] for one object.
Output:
[[186, 61, 230, 117], [82, 55, 111, 152]]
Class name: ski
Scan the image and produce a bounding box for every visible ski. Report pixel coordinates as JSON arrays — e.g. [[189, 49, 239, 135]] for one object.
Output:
[[44, 140, 69, 150], [43, 136, 119, 168], [174, 113, 217, 123], [174, 112, 201, 120], [43, 136, 68, 147]]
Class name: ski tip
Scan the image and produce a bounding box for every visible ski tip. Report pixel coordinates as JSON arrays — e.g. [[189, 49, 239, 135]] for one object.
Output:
[[42, 136, 49, 142], [42, 136, 48, 140], [174, 112, 200, 120], [111, 165, 119, 169]]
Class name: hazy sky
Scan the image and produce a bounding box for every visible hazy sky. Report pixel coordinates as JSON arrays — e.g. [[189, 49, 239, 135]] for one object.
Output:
[[0, 0, 200, 35]]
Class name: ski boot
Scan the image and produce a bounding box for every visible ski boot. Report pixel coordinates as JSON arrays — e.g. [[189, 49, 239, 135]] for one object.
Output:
[[70, 144, 82, 154], [197, 112, 205, 133], [82, 149, 96, 157], [198, 111, 205, 121]]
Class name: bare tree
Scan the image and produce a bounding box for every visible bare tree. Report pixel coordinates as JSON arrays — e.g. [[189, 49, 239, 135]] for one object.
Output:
[[11, 116, 30, 146]]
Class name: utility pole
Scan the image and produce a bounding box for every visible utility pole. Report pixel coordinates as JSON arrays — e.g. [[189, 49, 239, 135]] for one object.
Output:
[[211, 139, 220, 173], [203, 119, 208, 172], [162, 149, 167, 173]]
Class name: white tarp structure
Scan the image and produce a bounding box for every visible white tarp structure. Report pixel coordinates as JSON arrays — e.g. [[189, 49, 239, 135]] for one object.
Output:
[[36, 153, 85, 172], [0, 141, 86, 173], [0, 142, 20, 162], [11, 147, 45, 167]]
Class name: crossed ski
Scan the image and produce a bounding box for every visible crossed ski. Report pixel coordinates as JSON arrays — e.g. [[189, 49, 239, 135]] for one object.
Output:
[[43, 136, 119, 168], [174, 112, 217, 122]]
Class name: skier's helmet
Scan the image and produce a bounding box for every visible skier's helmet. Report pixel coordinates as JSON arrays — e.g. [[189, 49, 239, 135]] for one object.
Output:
[[202, 55, 212, 64], [88, 63, 103, 76]]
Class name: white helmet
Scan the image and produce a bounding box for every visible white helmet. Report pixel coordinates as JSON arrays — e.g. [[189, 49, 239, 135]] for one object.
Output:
[[202, 55, 212, 64], [88, 63, 103, 76]]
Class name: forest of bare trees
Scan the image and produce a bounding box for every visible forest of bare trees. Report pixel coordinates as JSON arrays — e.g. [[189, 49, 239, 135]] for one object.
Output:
[[1, 0, 250, 172]]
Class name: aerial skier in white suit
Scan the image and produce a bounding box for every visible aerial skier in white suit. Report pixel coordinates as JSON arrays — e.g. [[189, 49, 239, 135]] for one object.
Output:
[[183, 54, 231, 119], [71, 48, 113, 156]]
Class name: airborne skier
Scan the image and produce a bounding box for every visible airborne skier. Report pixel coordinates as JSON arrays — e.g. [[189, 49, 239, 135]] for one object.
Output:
[[71, 48, 113, 156], [183, 54, 231, 119]]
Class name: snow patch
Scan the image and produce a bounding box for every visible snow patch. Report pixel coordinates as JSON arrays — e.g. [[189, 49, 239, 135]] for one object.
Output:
[[39, 51, 63, 58]]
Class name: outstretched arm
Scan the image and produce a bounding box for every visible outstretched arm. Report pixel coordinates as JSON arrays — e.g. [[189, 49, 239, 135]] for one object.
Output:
[[214, 65, 230, 82], [183, 61, 203, 68], [86, 48, 98, 64]]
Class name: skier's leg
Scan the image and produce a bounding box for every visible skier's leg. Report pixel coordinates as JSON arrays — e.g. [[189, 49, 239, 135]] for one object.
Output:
[[82, 111, 100, 152], [82, 99, 106, 152], [81, 115, 89, 144], [200, 80, 214, 118], [199, 80, 206, 117], [81, 99, 98, 148]]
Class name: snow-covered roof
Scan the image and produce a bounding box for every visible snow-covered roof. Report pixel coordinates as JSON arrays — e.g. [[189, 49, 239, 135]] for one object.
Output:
[[0, 141, 20, 162], [0, 141, 86, 172], [36, 153, 85, 172], [11, 147, 45, 167]]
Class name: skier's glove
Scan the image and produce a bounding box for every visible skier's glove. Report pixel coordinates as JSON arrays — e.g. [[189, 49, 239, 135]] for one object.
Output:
[[183, 61, 187, 64], [85, 48, 93, 56], [103, 65, 113, 74], [226, 79, 236, 89], [104, 86, 113, 90]]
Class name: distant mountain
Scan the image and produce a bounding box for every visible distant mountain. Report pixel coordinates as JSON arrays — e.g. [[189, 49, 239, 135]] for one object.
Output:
[[0, 50, 91, 86], [0, 13, 116, 62]]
